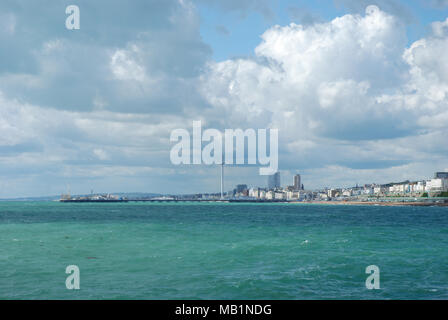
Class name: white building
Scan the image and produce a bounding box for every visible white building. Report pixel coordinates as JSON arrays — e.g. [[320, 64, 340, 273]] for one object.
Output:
[[327, 189, 338, 198], [275, 192, 286, 200], [414, 181, 425, 193], [390, 184, 406, 194], [287, 191, 303, 200], [249, 188, 260, 198], [426, 178, 448, 192], [266, 190, 275, 200], [374, 186, 387, 194], [319, 193, 329, 200]]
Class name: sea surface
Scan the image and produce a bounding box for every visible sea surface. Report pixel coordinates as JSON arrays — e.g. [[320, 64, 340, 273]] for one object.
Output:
[[0, 201, 447, 299]]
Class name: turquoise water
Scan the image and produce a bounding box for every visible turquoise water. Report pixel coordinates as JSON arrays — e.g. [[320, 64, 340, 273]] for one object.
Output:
[[0, 201, 447, 299]]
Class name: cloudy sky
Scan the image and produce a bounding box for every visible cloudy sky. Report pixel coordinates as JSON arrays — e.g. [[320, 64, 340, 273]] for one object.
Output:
[[1, 0, 448, 197]]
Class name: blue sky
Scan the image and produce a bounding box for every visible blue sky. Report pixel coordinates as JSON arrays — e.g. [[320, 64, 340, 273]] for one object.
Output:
[[198, 0, 448, 61], [1, 0, 448, 197]]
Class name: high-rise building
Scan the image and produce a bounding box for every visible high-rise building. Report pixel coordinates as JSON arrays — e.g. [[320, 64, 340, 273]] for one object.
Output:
[[435, 172, 448, 179], [293, 174, 301, 191], [268, 171, 281, 189], [236, 184, 248, 193]]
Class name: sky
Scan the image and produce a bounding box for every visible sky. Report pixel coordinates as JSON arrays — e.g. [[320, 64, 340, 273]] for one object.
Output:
[[1, 0, 448, 197]]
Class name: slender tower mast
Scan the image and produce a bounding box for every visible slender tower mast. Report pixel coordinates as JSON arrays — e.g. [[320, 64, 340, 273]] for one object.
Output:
[[220, 154, 224, 199]]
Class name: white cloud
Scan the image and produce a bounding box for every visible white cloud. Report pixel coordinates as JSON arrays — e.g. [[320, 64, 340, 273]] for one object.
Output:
[[201, 6, 408, 135], [0, 90, 198, 196], [199, 6, 448, 185], [1, 3, 448, 196], [111, 47, 147, 82], [402, 19, 448, 107]]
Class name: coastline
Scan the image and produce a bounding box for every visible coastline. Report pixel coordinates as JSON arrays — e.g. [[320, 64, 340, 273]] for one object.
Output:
[[300, 200, 448, 207]]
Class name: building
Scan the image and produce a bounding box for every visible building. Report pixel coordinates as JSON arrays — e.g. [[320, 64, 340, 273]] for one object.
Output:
[[265, 190, 275, 200], [426, 178, 448, 192], [275, 192, 286, 200], [328, 189, 338, 198], [374, 186, 387, 195], [286, 191, 295, 200], [249, 188, 267, 199], [435, 172, 448, 179], [414, 181, 426, 193], [236, 184, 248, 193], [390, 184, 406, 194], [362, 184, 374, 195], [319, 192, 329, 200], [268, 171, 281, 189], [286, 191, 302, 200], [249, 188, 259, 198], [293, 174, 302, 191]]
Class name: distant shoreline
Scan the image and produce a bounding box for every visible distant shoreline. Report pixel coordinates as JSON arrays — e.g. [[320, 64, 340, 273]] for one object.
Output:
[[301, 200, 448, 207], [1, 199, 447, 207]]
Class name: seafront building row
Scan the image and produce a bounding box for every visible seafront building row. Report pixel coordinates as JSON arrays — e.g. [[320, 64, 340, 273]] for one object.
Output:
[[60, 171, 448, 203], [222, 171, 448, 201]]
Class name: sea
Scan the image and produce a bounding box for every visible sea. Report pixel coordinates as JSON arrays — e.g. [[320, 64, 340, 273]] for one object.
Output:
[[0, 201, 447, 299]]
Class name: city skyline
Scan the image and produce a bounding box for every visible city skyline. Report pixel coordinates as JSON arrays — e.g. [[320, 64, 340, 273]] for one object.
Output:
[[3, 168, 447, 200], [1, 1, 448, 198], [223, 169, 448, 195]]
